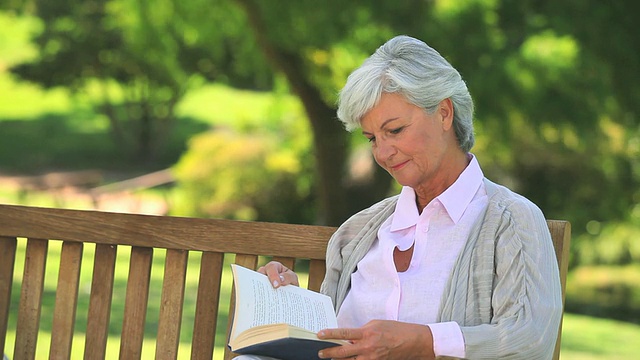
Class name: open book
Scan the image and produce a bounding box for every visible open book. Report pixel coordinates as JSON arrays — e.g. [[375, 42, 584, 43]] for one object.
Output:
[[228, 264, 348, 360]]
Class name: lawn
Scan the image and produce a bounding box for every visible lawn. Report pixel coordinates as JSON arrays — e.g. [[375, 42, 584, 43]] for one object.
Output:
[[2, 70, 640, 360], [561, 313, 640, 359], [2, 239, 312, 359], [2, 239, 640, 359]]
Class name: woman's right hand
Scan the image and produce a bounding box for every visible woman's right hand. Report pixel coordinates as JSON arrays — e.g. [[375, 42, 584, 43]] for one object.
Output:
[[257, 261, 300, 288]]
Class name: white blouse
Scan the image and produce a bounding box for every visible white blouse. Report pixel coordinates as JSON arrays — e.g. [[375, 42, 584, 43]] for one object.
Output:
[[336, 155, 487, 358]]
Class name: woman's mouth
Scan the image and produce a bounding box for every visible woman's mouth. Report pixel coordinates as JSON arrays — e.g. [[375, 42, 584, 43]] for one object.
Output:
[[390, 160, 410, 171]]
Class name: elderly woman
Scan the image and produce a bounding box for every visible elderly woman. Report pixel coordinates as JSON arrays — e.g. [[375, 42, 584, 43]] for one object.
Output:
[[240, 35, 562, 359]]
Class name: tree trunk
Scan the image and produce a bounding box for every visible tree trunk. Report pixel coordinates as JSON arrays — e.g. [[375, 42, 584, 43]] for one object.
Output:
[[233, 0, 351, 225]]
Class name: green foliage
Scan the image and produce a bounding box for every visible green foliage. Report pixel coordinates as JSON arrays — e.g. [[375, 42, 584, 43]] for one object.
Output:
[[172, 129, 316, 223], [171, 83, 317, 222], [0, 71, 209, 173], [3, 0, 640, 257], [175, 82, 304, 131], [0, 71, 71, 119], [575, 220, 640, 266], [7, 0, 271, 161], [476, 116, 637, 242], [0, 11, 41, 68]]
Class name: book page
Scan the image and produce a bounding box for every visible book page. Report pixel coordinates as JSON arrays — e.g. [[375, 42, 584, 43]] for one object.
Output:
[[230, 264, 337, 340]]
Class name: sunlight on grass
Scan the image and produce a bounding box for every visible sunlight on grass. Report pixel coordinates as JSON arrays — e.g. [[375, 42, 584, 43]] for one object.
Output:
[[176, 83, 303, 128], [3, 239, 639, 360], [560, 312, 640, 359], [2, 238, 311, 359], [0, 73, 71, 119]]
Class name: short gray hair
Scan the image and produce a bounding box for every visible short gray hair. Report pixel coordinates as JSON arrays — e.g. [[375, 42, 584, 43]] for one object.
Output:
[[337, 35, 475, 152]]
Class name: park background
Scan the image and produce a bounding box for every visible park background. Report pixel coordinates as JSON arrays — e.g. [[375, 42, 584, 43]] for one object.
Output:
[[1, 0, 639, 358]]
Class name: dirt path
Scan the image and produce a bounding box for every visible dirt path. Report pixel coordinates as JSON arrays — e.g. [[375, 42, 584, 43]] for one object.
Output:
[[0, 169, 172, 215]]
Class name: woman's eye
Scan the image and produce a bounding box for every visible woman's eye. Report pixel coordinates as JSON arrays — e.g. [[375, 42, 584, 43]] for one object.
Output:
[[367, 136, 376, 143], [390, 126, 404, 135]]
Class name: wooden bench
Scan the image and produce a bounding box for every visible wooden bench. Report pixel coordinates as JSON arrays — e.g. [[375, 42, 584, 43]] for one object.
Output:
[[0, 204, 570, 360]]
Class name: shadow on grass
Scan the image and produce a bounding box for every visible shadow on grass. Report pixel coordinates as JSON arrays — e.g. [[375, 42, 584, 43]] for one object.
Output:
[[0, 113, 210, 174], [565, 265, 640, 325]]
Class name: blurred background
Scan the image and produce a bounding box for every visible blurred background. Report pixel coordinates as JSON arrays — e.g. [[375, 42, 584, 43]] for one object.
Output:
[[1, 0, 639, 358]]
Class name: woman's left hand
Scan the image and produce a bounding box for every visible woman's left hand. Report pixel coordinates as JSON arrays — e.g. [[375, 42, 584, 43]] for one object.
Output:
[[257, 260, 299, 288], [317, 320, 435, 360]]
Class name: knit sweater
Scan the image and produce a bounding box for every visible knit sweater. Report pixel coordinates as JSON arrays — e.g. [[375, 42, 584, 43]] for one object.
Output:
[[319, 179, 562, 359]]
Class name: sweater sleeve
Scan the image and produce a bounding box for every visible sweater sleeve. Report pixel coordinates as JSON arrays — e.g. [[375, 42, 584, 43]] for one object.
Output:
[[460, 197, 563, 359]]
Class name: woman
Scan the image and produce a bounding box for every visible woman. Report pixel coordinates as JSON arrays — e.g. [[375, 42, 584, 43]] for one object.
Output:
[[240, 35, 562, 359]]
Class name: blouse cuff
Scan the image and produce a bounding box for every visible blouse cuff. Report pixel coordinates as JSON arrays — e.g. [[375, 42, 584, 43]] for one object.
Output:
[[428, 321, 466, 358]]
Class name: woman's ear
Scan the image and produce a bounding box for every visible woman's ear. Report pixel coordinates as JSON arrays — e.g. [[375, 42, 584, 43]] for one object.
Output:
[[439, 98, 454, 130]]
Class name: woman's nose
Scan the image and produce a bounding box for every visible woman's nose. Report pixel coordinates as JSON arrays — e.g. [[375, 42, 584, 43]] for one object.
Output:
[[374, 138, 396, 160]]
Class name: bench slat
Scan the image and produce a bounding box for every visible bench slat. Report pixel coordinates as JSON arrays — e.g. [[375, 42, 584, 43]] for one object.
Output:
[[50, 241, 83, 359], [0, 236, 17, 355], [156, 249, 189, 359], [0, 205, 333, 259], [308, 259, 326, 293], [119, 246, 153, 360], [272, 256, 295, 272], [85, 243, 117, 359], [191, 251, 224, 360], [225, 254, 259, 360], [233, 254, 259, 273], [547, 220, 572, 360], [14, 238, 48, 360]]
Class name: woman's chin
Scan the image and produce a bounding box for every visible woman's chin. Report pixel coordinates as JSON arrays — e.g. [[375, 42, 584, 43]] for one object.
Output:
[[393, 178, 415, 188]]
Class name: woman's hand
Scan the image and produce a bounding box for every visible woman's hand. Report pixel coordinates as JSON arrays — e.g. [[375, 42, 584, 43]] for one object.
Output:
[[317, 320, 435, 360], [257, 261, 299, 288]]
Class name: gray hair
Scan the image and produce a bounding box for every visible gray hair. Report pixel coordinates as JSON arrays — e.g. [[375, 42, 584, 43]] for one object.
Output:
[[337, 35, 475, 152]]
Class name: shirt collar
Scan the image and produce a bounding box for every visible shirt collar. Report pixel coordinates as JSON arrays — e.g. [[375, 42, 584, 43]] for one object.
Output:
[[438, 154, 484, 224], [390, 154, 484, 230], [390, 186, 421, 231]]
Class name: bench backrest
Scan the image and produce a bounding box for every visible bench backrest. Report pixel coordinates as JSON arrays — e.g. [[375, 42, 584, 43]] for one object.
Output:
[[0, 204, 570, 360]]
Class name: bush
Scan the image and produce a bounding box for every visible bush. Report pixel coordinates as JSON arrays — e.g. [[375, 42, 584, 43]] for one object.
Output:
[[574, 220, 640, 266], [171, 128, 316, 224], [565, 264, 640, 324]]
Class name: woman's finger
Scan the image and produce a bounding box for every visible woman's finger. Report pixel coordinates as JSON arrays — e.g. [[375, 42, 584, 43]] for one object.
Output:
[[258, 261, 298, 287]]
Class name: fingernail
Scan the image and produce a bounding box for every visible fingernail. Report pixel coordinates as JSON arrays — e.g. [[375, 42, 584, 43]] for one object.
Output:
[[279, 275, 285, 282], [273, 280, 279, 287]]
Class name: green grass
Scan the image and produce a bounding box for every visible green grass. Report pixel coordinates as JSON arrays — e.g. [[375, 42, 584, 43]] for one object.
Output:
[[2, 239, 230, 359], [0, 73, 72, 120], [561, 313, 640, 359], [3, 239, 640, 359], [2, 239, 312, 359], [0, 73, 305, 176]]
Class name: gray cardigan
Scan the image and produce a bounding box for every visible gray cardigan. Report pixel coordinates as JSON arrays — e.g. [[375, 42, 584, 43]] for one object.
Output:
[[320, 179, 562, 359]]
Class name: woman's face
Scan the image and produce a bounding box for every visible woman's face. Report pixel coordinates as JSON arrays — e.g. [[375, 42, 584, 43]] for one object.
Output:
[[361, 93, 460, 193]]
